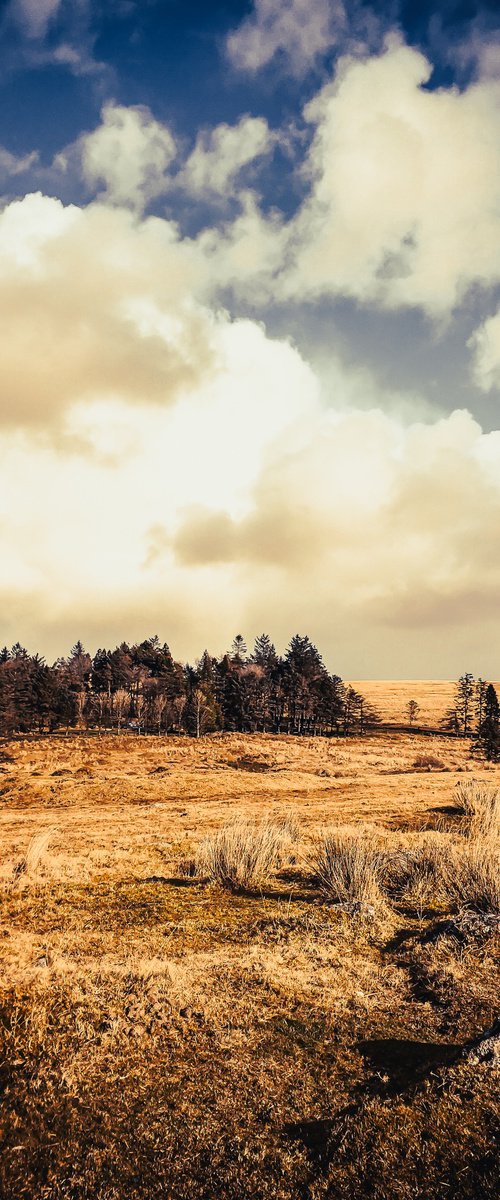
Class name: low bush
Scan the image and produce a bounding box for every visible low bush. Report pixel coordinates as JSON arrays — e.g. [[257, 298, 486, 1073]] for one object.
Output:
[[412, 754, 446, 770]]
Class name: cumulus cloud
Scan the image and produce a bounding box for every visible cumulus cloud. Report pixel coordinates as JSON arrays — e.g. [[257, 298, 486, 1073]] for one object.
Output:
[[0, 144, 38, 179], [1, 179, 500, 673], [226, 0, 347, 76], [3, 354, 500, 673], [285, 39, 500, 313], [0, 191, 216, 428], [79, 102, 176, 211], [210, 39, 500, 317], [181, 116, 273, 198], [3, 36, 500, 672], [196, 190, 289, 298], [3, 0, 100, 76], [171, 406, 500, 641], [470, 308, 500, 391]]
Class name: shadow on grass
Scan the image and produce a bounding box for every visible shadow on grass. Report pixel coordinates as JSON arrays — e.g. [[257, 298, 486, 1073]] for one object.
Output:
[[284, 1037, 462, 1172], [247, 886, 321, 903], [282, 1113, 343, 1169], [357, 1036, 462, 1093], [138, 876, 321, 903], [141, 875, 207, 887]]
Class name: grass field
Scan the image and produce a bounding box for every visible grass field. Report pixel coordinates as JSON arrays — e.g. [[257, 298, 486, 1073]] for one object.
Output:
[[1, 705, 499, 1199], [349, 679, 500, 726]]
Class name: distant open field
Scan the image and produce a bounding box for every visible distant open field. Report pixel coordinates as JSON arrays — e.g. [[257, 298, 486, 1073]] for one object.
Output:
[[1, 722, 499, 1199], [349, 680, 500, 727]]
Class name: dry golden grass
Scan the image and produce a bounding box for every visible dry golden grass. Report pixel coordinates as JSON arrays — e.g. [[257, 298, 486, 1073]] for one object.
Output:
[[350, 679, 500, 727], [1, 722, 499, 1199], [198, 817, 294, 891], [454, 779, 500, 840], [312, 826, 384, 907]]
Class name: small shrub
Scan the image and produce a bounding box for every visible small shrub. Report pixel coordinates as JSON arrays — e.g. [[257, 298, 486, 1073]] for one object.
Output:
[[312, 828, 382, 906], [413, 754, 446, 770], [197, 819, 289, 892]]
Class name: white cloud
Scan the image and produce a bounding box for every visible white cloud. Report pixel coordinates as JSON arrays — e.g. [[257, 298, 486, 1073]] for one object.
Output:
[[0, 144, 38, 178], [3, 337, 500, 673], [9, 0, 63, 39], [288, 40, 500, 313], [80, 102, 176, 211], [172, 405, 500, 648], [0, 191, 214, 427], [226, 0, 346, 76], [181, 116, 273, 197], [4, 0, 101, 76], [2, 63, 498, 676], [470, 308, 500, 390], [209, 39, 500, 318], [196, 190, 288, 299]]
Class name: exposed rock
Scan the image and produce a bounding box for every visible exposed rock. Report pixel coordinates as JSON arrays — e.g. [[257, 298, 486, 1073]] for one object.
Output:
[[462, 1018, 500, 1068], [422, 910, 500, 948], [334, 901, 376, 919]]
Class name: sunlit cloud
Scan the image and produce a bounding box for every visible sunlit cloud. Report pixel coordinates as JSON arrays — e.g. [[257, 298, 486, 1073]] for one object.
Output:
[[181, 115, 274, 199], [226, 0, 347, 76], [1, 10, 500, 675]]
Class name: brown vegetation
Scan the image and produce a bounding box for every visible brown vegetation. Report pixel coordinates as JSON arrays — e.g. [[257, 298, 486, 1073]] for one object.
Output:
[[1, 720, 499, 1199]]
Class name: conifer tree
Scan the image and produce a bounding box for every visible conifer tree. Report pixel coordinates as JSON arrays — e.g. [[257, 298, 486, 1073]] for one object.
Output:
[[475, 683, 500, 761]]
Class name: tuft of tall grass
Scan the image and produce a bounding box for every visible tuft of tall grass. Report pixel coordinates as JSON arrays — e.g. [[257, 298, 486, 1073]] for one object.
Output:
[[446, 840, 500, 914], [454, 780, 500, 840], [312, 828, 383, 906], [381, 838, 450, 910], [197, 819, 292, 892], [12, 827, 55, 880]]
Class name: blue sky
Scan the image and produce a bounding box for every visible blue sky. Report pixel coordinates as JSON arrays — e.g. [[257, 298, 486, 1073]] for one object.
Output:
[[1, 0, 500, 675]]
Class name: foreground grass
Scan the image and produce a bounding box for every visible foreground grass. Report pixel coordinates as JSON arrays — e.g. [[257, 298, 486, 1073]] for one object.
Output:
[[1, 734, 499, 1198]]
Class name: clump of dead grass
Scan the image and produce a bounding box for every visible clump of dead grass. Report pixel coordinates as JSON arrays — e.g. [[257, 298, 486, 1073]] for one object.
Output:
[[311, 827, 383, 907], [272, 808, 301, 843], [381, 836, 451, 912], [413, 753, 446, 770], [196, 818, 293, 892], [454, 780, 500, 841], [12, 827, 55, 880], [446, 840, 500, 914]]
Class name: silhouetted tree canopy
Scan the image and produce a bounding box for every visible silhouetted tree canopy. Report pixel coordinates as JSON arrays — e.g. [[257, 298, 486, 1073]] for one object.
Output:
[[0, 633, 383, 738]]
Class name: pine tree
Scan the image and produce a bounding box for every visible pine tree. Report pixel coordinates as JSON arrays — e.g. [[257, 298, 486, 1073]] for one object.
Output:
[[475, 678, 488, 732], [475, 684, 500, 761], [251, 634, 277, 670], [230, 634, 247, 664], [443, 673, 475, 737]]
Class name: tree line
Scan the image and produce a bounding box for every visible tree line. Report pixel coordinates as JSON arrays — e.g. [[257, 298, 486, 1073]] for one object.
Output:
[[0, 634, 380, 739], [0, 641, 497, 757]]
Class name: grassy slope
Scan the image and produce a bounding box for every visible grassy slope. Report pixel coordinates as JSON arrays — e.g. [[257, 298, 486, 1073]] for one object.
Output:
[[0, 725, 499, 1199]]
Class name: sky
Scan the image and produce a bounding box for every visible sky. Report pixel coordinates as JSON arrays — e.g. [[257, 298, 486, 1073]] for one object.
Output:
[[1, 0, 500, 677]]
